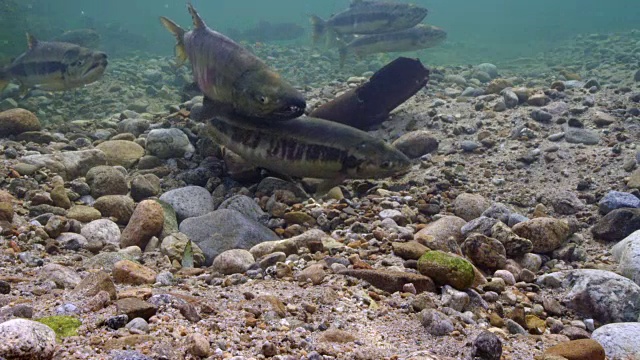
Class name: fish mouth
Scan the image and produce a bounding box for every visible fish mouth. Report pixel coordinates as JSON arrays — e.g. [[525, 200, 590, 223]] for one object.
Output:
[[270, 99, 306, 120]]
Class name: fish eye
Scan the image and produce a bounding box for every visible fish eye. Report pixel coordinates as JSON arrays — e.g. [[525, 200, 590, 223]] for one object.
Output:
[[257, 95, 269, 104], [381, 161, 392, 169]]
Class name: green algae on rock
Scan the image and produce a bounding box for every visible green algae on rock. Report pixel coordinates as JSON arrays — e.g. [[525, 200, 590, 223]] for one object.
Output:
[[37, 316, 82, 340], [417, 250, 475, 290]]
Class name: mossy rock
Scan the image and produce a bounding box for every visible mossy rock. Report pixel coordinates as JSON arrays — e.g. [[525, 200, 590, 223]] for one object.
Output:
[[417, 250, 475, 290], [37, 315, 82, 340], [155, 199, 179, 239]]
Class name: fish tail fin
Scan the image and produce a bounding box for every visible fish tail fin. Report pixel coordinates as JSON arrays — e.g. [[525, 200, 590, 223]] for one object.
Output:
[[187, 3, 206, 29], [160, 16, 188, 67], [310, 15, 327, 45]]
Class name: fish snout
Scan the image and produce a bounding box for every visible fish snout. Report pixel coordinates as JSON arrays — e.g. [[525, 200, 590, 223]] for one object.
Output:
[[274, 97, 306, 119]]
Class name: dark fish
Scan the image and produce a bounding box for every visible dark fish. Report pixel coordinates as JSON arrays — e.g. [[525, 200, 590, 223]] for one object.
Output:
[[339, 24, 447, 66], [203, 107, 411, 180], [0, 33, 108, 95], [160, 4, 306, 121], [53, 29, 101, 49], [311, 0, 428, 43], [227, 21, 305, 43]]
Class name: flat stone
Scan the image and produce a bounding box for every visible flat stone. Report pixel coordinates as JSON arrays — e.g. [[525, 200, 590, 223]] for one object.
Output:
[[116, 298, 157, 321], [112, 260, 157, 285], [339, 269, 435, 294]]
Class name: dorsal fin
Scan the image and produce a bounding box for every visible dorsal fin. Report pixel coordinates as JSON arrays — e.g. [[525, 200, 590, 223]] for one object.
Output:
[[187, 3, 206, 29], [26, 33, 38, 49]]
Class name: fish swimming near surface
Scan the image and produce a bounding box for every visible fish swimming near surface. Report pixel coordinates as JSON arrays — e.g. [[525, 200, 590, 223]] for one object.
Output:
[[338, 24, 447, 66], [203, 107, 411, 180], [310, 0, 428, 44], [160, 4, 306, 121], [53, 29, 101, 49], [226, 21, 305, 43], [0, 33, 108, 95]]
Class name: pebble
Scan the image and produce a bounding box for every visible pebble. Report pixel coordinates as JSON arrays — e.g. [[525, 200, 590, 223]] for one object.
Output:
[[461, 233, 507, 270], [530, 109, 553, 122], [453, 193, 490, 221], [80, 218, 121, 247], [212, 249, 255, 275], [187, 333, 211, 357], [73, 271, 117, 300], [564, 125, 600, 145], [116, 298, 157, 321], [20, 149, 107, 180], [130, 174, 161, 202], [125, 317, 149, 335], [544, 339, 605, 360]]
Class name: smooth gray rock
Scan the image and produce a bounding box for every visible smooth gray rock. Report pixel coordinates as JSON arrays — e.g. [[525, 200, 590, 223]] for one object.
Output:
[[217, 195, 267, 223], [179, 209, 279, 266], [591, 322, 640, 360], [39, 263, 81, 289], [86, 165, 129, 199], [564, 125, 600, 145], [538, 269, 640, 323], [145, 128, 194, 159], [159, 186, 213, 222]]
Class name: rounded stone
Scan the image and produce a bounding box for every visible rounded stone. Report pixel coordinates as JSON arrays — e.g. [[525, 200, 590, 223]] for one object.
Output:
[[211, 249, 255, 275], [0, 108, 41, 136], [86, 166, 128, 199], [544, 339, 605, 360], [159, 186, 213, 222], [80, 219, 121, 247], [473, 330, 502, 360], [96, 140, 145, 168], [417, 250, 475, 290], [146, 128, 194, 159], [0, 318, 56, 359], [453, 193, 490, 222], [512, 217, 570, 253], [119, 200, 164, 249], [93, 195, 135, 225], [391, 130, 439, 159]]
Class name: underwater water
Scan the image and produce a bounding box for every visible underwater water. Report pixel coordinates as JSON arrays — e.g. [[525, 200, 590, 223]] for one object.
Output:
[[2, 0, 640, 65]]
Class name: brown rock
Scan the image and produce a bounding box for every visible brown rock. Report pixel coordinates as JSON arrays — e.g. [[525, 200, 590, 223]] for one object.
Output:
[[339, 268, 435, 293], [0, 202, 14, 222], [103, 335, 155, 351], [0, 108, 41, 135], [487, 79, 513, 94], [112, 260, 157, 285], [66, 205, 102, 223], [284, 211, 316, 225], [186, 333, 210, 357], [96, 140, 145, 168], [115, 298, 157, 320], [318, 329, 356, 343], [525, 314, 546, 335], [513, 217, 571, 253], [544, 339, 605, 360], [93, 195, 135, 225], [414, 215, 467, 247], [119, 200, 164, 249], [73, 271, 117, 300], [50, 185, 71, 209], [392, 241, 430, 260]]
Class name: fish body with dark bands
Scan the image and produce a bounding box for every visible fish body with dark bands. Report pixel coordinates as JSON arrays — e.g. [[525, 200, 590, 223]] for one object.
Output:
[[204, 114, 411, 180], [339, 24, 447, 66], [311, 0, 428, 43], [160, 4, 306, 121], [0, 33, 108, 94]]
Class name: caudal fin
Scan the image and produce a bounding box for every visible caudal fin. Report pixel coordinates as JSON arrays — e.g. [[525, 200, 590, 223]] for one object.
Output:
[[310, 15, 327, 45], [159, 16, 188, 67]]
